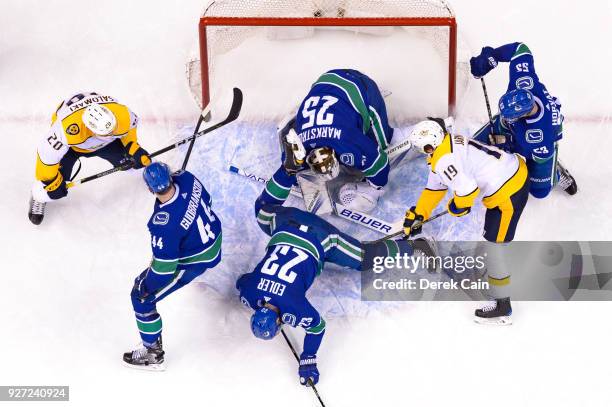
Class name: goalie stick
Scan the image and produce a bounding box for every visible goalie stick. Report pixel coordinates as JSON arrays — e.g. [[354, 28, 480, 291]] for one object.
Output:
[[67, 88, 243, 188], [229, 165, 400, 235]]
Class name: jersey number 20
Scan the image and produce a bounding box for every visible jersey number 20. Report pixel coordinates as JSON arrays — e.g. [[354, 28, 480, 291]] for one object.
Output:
[[261, 245, 309, 284]]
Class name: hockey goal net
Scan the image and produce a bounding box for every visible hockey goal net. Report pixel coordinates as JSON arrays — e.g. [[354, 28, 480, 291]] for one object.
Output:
[[187, 0, 469, 123]]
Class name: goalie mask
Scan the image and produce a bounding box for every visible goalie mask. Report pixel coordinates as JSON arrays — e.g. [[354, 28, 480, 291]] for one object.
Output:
[[306, 147, 339, 180]]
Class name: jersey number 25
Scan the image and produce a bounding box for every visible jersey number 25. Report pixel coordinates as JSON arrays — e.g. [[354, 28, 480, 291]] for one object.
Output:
[[301, 96, 338, 130]]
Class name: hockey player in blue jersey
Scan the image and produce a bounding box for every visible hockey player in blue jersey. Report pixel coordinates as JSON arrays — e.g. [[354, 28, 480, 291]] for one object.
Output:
[[123, 162, 222, 371], [236, 164, 433, 385], [470, 42, 577, 198], [272, 68, 399, 213]]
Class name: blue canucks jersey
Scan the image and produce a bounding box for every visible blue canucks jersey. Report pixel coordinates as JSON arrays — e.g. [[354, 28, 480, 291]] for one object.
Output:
[[265, 69, 393, 202], [146, 170, 222, 291], [485, 43, 563, 163], [237, 224, 327, 355]]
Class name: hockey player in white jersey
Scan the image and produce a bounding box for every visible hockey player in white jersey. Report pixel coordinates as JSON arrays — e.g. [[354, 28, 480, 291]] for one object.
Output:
[[403, 118, 530, 324], [29, 92, 151, 224]]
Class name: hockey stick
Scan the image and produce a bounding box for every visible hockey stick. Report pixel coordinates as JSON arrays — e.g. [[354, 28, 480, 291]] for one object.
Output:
[[479, 78, 507, 145], [181, 102, 213, 171], [481, 78, 494, 127], [229, 165, 397, 235], [66, 88, 243, 188], [364, 210, 449, 244], [280, 328, 326, 407], [386, 138, 412, 168]]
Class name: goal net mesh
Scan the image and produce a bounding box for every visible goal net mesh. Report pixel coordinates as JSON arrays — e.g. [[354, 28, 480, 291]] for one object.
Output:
[[187, 0, 471, 123]]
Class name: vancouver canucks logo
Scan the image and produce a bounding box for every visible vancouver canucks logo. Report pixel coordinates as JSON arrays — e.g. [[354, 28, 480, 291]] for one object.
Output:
[[281, 313, 297, 326], [152, 211, 170, 226], [340, 153, 354, 166], [66, 123, 80, 135], [525, 129, 544, 144], [516, 76, 534, 90]]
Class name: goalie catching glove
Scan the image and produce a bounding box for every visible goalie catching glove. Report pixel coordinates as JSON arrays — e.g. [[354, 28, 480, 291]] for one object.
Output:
[[338, 180, 384, 213]]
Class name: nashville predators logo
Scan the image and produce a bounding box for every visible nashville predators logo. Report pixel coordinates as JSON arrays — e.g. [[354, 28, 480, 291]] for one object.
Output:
[[66, 123, 80, 135]]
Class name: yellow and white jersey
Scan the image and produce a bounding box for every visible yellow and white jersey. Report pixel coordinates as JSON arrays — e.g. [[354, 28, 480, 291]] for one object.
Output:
[[35, 92, 139, 182], [419, 134, 527, 213]]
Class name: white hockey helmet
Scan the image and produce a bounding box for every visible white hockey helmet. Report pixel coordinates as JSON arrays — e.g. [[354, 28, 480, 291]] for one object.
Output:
[[83, 103, 117, 136], [306, 147, 339, 180], [409, 120, 446, 154]]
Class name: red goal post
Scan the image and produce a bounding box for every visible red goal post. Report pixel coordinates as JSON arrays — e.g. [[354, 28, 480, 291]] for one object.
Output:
[[196, 1, 459, 116]]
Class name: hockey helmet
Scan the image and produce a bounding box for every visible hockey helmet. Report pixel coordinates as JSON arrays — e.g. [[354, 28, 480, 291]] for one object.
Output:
[[250, 307, 281, 340], [409, 120, 446, 154], [143, 162, 173, 194], [306, 147, 339, 180], [499, 89, 535, 123], [83, 103, 117, 136]]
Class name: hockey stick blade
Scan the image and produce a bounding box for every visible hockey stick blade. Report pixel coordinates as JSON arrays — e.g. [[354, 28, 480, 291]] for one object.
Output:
[[150, 87, 243, 159], [67, 88, 243, 188]]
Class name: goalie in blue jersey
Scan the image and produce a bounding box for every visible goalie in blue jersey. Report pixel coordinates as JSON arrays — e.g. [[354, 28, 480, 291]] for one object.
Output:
[[122, 162, 222, 371], [270, 68, 406, 214], [236, 166, 434, 386], [470, 42, 577, 198]]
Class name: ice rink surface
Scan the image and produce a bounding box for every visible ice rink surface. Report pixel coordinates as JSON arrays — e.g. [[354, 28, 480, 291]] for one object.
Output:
[[1, 1, 611, 406]]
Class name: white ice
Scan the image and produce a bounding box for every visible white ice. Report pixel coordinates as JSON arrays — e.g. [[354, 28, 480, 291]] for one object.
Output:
[[1, 1, 612, 406]]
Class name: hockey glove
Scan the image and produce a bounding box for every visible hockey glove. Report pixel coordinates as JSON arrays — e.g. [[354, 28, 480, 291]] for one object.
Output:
[[470, 46, 498, 78], [298, 354, 320, 386], [447, 198, 471, 217], [488, 134, 508, 146], [43, 172, 68, 200], [403, 206, 424, 238], [125, 141, 151, 169], [281, 129, 307, 175]]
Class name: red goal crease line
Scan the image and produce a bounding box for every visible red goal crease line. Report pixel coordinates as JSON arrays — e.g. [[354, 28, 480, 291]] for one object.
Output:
[[198, 16, 457, 116]]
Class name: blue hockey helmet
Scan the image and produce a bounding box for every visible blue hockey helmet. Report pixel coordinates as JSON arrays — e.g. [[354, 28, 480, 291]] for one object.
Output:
[[143, 162, 172, 194], [499, 89, 536, 123], [250, 307, 280, 340]]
